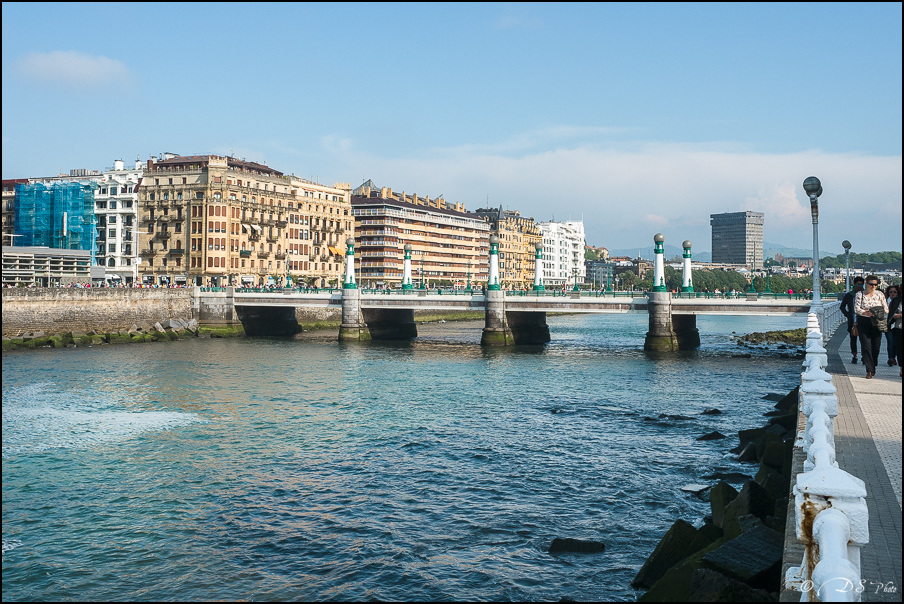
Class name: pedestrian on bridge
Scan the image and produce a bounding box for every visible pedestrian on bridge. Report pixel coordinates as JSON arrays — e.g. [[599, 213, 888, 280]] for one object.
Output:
[[855, 275, 889, 379], [840, 276, 865, 364]]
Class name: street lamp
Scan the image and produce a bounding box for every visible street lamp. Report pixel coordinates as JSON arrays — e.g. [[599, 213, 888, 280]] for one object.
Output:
[[842, 240, 852, 292], [803, 176, 823, 309]]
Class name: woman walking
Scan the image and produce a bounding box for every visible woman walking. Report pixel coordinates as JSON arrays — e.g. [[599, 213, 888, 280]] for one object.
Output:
[[855, 276, 889, 379]]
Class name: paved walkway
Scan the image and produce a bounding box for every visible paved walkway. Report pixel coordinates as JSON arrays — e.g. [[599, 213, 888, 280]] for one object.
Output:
[[827, 326, 902, 602]]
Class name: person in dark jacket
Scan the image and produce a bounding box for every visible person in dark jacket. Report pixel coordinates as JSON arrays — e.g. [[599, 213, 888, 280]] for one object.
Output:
[[884, 285, 899, 366], [886, 286, 902, 376], [840, 276, 864, 364]]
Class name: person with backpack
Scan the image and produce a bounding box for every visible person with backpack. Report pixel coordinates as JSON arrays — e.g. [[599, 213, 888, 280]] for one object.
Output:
[[840, 276, 864, 364]]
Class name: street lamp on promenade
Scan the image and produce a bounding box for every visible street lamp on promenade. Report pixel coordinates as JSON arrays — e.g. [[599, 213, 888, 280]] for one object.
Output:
[[803, 176, 823, 309], [842, 240, 852, 292]]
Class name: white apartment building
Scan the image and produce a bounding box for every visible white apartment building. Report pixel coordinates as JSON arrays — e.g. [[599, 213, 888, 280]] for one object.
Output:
[[539, 220, 585, 288], [95, 159, 145, 283]]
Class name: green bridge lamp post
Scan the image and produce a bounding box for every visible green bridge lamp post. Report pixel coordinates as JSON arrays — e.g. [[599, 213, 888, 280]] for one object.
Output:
[[681, 240, 694, 293], [652, 233, 667, 292], [402, 243, 414, 291], [419, 254, 426, 290], [532, 242, 545, 292], [803, 176, 823, 310], [343, 237, 356, 289], [487, 235, 501, 291], [842, 240, 851, 292]]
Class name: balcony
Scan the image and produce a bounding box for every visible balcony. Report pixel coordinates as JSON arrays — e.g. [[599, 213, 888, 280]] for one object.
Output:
[[266, 235, 279, 243], [248, 233, 261, 242], [262, 218, 275, 226], [275, 219, 288, 228], [167, 248, 186, 255], [154, 231, 172, 240], [257, 252, 270, 259], [140, 249, 156, 257], [249, 217, 260, 224], [239, 250, 252, 257], [274, 253, 287, 260], [158, 215, 172, 222]]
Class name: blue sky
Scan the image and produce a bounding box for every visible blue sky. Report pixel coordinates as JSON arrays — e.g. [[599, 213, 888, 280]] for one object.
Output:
[[2, 3, 901, 253]]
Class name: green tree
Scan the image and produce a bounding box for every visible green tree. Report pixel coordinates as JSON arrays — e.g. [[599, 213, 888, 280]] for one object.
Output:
[[620, 270, 638, 290]]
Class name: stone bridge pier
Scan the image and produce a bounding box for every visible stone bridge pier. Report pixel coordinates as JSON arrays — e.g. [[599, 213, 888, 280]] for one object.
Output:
[[481, 289, 551, 346]]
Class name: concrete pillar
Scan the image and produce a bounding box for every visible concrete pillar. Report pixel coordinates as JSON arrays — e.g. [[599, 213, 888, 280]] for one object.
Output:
[[533, 242, 545, 291], [673, 314, 700, 350], [644, 290, 678, 351], [338, 287, 370, 341], [488, 235, 501, 291], [402, 243, 413, 290], [652, 233, 666, 292], [343, 237, 356, 289], [681, 240, 694, 292], [481, 289, 513, 346]]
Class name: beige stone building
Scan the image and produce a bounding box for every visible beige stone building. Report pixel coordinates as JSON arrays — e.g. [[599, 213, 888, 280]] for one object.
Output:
[[351, 182, 489, 288], [137, 154, 352, 287], [474, 206, 542, 289]]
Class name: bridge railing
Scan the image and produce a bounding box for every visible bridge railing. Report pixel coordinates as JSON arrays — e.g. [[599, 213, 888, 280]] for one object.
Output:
[[672, 291, 815, 300], [785, 311, 868, 602]]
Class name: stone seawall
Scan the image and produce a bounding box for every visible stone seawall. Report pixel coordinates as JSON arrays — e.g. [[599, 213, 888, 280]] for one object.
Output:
[[2, 288, 192, 337]]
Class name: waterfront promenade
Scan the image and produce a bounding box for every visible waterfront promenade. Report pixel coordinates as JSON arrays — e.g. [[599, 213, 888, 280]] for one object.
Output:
[[827, 326, 901, 601]]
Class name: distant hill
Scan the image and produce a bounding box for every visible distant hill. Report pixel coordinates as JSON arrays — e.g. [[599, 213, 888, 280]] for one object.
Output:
[[604, 242, 835, 263]]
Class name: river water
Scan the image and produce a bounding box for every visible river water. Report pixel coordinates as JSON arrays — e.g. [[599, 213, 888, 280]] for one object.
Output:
[[2, 313, 803, 601]]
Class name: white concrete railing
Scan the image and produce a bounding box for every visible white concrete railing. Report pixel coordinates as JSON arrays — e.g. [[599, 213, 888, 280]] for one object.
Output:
[[813, 300, 844, 340], [786, 312, 869, 602]]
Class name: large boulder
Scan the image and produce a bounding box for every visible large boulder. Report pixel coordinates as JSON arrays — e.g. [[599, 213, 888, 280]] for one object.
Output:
[[700, 525, 783, 591], [773, 386, 799, 411], [697, 431, 727, 441], [710, 481, 739, 529], [632, 519, 711, 589], [722, 481, 776, 539], [688, 568, 777, 601]]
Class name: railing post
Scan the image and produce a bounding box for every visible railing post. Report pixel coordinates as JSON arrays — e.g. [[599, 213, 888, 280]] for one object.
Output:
[[786, 312, 869, 602]]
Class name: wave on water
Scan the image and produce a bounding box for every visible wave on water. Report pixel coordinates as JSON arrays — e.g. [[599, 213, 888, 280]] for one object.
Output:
[[2, 383, 201, 457]]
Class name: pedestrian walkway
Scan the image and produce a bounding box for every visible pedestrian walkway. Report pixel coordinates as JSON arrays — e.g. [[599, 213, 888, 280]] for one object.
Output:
[[827, 326, 902, 602]]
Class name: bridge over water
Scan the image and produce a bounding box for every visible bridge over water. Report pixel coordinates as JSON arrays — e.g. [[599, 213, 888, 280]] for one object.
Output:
[[194, 287, 817, 350]]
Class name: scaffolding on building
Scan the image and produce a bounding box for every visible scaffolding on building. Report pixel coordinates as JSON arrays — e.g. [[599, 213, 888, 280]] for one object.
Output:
[[14, 182, 97, 264]]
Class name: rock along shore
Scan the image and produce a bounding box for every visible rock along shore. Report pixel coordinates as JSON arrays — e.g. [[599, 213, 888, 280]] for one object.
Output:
[[2, 318, 245, 351], [632, 386, 800, 602]]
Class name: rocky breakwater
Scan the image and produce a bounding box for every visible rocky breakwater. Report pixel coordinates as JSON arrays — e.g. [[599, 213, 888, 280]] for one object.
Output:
[[2, 318, 245, 351], [632, 387, 800, 602]]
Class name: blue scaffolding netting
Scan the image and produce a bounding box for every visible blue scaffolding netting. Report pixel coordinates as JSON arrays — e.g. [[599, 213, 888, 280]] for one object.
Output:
[[15, 181, 98, 263]]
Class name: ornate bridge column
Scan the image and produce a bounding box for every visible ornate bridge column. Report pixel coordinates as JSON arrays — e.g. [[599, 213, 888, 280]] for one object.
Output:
[[681, 240, 694, 292], [645, 234, 678, 351], [482, 236, 513, 345], [402, 243, 413, 290], [533, 242, 545, 292], [339, 237, 370, 341]]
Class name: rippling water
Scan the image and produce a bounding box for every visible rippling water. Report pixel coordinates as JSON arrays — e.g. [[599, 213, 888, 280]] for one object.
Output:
[[2, 314, 803, 601]]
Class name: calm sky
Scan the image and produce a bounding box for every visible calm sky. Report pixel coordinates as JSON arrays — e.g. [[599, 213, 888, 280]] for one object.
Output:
[[2, 3, 901, 253]]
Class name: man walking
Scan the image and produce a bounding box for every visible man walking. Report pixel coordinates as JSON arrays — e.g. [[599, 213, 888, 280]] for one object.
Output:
[[840, 276, 865, 364]]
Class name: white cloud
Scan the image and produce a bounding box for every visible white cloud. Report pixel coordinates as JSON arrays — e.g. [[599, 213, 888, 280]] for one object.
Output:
[[326, 137, 903, 253], [15, 51, 132, 88]]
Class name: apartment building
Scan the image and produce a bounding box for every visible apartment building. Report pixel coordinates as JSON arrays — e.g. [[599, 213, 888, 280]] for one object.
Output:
[[351, 184, 489, 288], [473, 206, 542, 289], [137, 154, 352, 287], [2, 179, 28, 245], [93, 159, 144, 283], [539, 220, 586, 288]]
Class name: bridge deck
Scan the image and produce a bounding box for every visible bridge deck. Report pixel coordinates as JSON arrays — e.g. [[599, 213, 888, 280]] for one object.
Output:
[[231, 291, 812, 315]]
